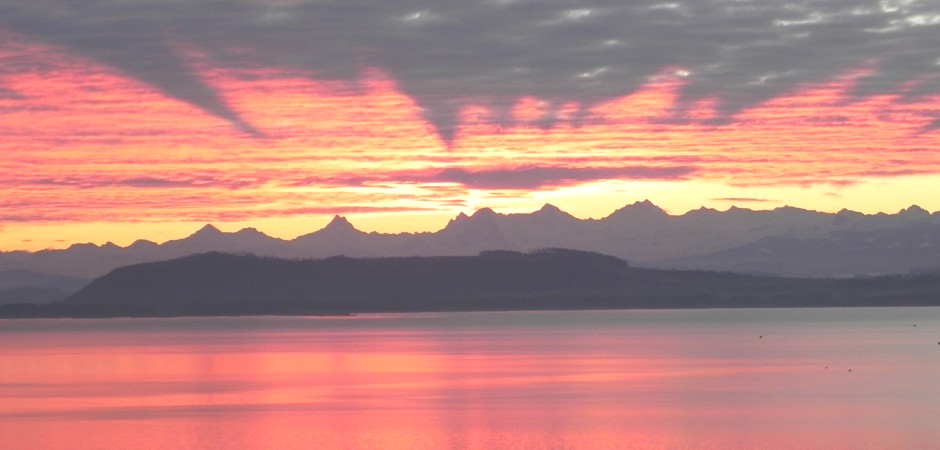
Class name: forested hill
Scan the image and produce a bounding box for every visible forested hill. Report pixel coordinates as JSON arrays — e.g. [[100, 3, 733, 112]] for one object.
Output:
[[4, 250, 940, 318]]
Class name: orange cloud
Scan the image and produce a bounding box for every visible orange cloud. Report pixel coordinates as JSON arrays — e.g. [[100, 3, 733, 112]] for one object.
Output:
[[1, 30, 939, 250]]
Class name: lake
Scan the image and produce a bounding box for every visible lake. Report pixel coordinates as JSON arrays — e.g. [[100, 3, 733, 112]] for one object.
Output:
[[2, 308, 939, 449]]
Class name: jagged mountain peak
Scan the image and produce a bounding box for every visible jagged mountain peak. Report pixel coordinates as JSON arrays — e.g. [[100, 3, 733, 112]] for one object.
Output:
[[128, 239, 158, 249], [191, 223, 223, 237], [773, 205, 811, 213], [767, 205, 822, 220], [472, 207, 499, 218], [606, 199, 666, 219], [537, 203, 562, 213], [441, 207, 507, 241], [833, 208, 864, 226], [684, 206, 719, 216], [233, 227, 280, 242], [442, 208, 503, 231], [631, 199, 658, 208], [66, 242, 99, 251], [322, 215, 359, 232], [447, 211, 471, 226], [166, 223, 283, 254], [899, 205, 930, 217], [836, 208, 863, 216], [531, 203, 574, 219]]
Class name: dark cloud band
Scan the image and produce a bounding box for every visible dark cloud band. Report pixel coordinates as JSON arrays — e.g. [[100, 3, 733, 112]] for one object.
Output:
[[410, 165, 696, 189], [2, 0, 938, 142]]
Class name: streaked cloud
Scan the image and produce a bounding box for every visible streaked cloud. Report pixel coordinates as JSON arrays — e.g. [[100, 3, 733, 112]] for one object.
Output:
[[2, 0, 938, 142], [2, 3, 940, 251], [0, 85, 22, 99], [18, 176, 260, 190]]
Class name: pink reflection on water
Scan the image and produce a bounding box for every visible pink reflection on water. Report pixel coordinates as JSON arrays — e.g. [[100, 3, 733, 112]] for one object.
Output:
[[1, 309, 939, 449]]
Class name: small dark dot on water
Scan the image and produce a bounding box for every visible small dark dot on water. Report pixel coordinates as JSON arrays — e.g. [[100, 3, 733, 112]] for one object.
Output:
[[848, 369, 852, 372], [759, 335, 763, 339]]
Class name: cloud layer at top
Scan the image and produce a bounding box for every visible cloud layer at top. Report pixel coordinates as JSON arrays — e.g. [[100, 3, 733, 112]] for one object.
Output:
[[2, 0, 938, 142]]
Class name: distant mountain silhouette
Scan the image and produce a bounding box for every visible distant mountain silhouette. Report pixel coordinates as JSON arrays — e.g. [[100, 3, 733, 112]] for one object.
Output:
[[2, 201, 939, 279], [4, 250, 939, 318], [656, 223, 940, 277], [0, 270, 89, 305]]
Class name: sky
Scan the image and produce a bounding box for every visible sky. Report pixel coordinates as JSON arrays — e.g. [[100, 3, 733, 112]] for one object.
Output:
[[1, 0, 939, 251]]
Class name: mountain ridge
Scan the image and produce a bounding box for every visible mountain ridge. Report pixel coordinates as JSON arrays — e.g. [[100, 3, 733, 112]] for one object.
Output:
[[2, 201, 939, 279]]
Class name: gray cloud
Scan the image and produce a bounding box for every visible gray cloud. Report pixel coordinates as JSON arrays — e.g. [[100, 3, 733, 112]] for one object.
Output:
[[2, 0, 938, 142], [712, 197, 775, 203], [283, 165, 694, 189], [415, 165, 696, 189]]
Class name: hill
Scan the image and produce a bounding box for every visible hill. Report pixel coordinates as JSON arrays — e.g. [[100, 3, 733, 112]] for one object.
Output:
[[4, 250, 938, 318]]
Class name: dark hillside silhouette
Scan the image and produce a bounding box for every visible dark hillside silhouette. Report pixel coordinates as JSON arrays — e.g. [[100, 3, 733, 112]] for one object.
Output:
[[3, 249, 938, 318]]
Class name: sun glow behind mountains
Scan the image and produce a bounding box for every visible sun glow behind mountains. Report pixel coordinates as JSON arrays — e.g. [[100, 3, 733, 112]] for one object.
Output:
[[1, 30, 939, 251]]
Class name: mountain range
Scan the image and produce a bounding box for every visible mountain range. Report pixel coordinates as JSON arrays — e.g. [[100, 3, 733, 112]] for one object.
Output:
[[2, 201, 939, 283]]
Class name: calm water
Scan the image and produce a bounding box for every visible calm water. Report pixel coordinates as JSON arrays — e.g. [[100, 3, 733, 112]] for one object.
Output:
[[1, 308, 939, 449]]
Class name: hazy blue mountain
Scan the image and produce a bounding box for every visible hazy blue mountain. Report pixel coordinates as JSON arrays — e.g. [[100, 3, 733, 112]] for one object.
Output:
[[655, 223, 940, 277], [418, 208, 521, 255], [1, 202, 938, 279], [0, 269, 90, 305], [0, 269, 89, 290]]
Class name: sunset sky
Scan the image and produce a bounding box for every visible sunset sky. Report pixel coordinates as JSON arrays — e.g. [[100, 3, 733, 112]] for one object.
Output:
[[2, 0, 939, 251]]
